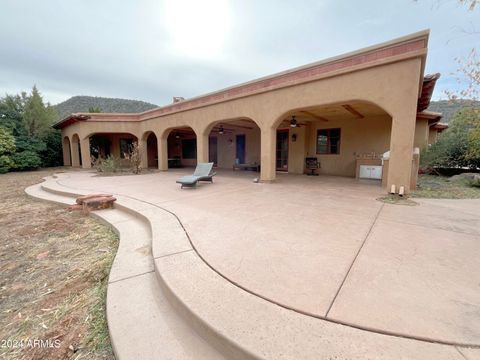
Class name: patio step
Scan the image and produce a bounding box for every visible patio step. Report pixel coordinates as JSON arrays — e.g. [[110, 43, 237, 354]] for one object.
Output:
[[26, 177, 225, 360], [31, 174, 473, 360]]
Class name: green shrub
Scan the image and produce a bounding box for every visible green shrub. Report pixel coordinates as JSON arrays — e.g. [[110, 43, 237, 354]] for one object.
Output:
[[39, 130, 63, 167], [95, 155, 119, 173], [0, 127, 16, 173], [469, 177, 480, 188], [421, 108, 480, 170], [11, 150, 42, 170], [0, 155, 14, 173]]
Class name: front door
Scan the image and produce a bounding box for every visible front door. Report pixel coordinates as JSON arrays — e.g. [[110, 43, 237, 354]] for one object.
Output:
[[236, 134, 246, 164], [276, 129, 289, 171]]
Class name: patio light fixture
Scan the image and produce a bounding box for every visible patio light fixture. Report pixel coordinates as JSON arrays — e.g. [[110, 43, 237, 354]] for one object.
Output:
[[175, 132, 180, 139], [290, 115, 297, 128], [218, 125, 224, 135]]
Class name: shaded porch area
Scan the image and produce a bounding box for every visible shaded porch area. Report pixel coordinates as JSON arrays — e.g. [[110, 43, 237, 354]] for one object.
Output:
[[89, 132, 139, 168]]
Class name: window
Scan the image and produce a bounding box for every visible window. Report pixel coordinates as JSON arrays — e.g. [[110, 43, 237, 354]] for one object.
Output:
[[316, 128, 341, 154], [120, 138, 134, 158], [182, 138, 197, 159]]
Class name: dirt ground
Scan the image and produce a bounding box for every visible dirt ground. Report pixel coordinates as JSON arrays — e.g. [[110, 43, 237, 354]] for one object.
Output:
[[0, 169, 118, 360]]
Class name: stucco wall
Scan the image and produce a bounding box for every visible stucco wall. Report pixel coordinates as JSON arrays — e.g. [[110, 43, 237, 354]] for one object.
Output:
[[285, 126, 307, 174], [302, 115, 392, 177], [215, 127, 260, 169], [428, 127, 438, 145], [414, 119, 429, 151]]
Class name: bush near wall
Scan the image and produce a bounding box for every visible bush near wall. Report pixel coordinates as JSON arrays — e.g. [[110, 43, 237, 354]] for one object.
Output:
[[421, 108, 480, 172]]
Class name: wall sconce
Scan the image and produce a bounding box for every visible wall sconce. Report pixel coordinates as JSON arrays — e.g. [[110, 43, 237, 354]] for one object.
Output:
[[292, 133, 297, 142]]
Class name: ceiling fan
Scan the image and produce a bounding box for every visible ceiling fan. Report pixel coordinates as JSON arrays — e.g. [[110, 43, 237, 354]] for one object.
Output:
[[212, 125, 234, 134], [286, 115, 306, 128]]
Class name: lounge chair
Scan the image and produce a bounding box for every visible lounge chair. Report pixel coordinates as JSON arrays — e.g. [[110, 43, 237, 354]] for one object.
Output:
[[232, 162, 260, 172], [176, 162, 216, 189]]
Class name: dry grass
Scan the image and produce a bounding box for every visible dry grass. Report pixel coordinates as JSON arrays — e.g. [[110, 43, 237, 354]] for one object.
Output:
[[413, 174, 480, 199], [0, 169, 118, 359]]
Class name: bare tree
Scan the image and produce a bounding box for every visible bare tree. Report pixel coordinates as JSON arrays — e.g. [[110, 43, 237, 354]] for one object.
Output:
[[124, 141, 143, 174], [445, 48, 480, 100], [421, 0, 480, 100]]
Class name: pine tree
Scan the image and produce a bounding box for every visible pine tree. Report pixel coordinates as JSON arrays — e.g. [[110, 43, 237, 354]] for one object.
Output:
[[23, 85, 56, 138]]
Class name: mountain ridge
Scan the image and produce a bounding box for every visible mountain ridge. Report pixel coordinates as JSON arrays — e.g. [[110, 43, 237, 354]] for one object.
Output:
[[53, 95, 158, 120], [427, 99, 480, 123]]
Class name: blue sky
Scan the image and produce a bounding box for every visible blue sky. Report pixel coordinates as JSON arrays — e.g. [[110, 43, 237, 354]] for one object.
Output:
[[0, 0, 478, 105]]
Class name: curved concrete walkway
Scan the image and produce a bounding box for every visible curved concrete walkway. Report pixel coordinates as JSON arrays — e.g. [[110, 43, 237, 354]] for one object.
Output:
[[26, 170, 480, 359]]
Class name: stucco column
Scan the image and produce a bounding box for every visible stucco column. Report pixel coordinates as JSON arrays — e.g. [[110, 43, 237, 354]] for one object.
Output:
[[71, 139, 81, 167], [138, 137, 148, 170], [158, 136, 168, 170], [80, 137, 92, 169], [387, 110, 418, 194], [260, 126, 276, 182], [196, 133, 209, 163], [385, 57, 423, 194]]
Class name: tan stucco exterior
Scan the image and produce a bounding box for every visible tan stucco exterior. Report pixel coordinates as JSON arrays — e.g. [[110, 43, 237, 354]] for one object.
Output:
[[57, 31, 433, 194], [414, 118, 430, 152]]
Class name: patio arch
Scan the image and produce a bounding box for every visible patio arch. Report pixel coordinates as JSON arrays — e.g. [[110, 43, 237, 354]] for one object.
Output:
[[199, 117, 261, 169], [62, 136, 71, 166], [159, 126, 198, 170], [257, 100, 396, 181]]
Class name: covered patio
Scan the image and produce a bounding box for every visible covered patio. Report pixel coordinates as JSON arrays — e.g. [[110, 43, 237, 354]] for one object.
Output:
[[54, 31, 438, 194]]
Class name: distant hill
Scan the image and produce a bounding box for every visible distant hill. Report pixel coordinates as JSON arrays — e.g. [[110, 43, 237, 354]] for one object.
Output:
[[53, 96, 158, 120], [428, 100, 480, 123]]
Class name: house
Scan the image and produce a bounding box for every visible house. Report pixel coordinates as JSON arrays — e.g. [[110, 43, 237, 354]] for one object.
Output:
[[54, 30, 443, 194]]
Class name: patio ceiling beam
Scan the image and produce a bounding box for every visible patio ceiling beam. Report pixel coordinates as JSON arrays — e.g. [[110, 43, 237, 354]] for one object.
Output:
[[213, 124, 253, 131], [300, 110, 329, 122], [227, 124, 254, 130], [211, 126, 235, 134], [342, 105, 364, 119]]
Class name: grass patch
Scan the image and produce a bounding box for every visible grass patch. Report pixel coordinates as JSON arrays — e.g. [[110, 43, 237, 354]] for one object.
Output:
[[0, 169, 118, 359], [412, 174, 480, 199]]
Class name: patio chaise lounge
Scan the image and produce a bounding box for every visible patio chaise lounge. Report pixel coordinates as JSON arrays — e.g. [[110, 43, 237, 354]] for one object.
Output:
[[176, 162, 216, 189]]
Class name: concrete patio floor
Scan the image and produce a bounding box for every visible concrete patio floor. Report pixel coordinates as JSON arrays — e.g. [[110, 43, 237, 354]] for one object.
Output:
[[56, 169, 480, 347]]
